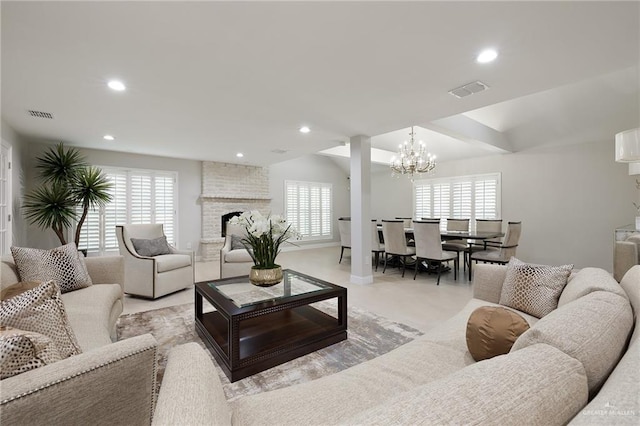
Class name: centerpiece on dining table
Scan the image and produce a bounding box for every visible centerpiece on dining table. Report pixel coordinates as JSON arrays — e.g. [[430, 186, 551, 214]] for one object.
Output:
[[228, 211, 301, 286]]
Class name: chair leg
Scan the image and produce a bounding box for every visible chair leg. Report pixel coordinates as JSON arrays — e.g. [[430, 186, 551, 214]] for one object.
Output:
[[454, 257, 458, 280], [339, 247, 344, 264], [436, 262, 442, 285], [383, 253, 388, 273], [374, 252, 379, 271], [414, 257, 419, 280], [401, 256, 407, 277]]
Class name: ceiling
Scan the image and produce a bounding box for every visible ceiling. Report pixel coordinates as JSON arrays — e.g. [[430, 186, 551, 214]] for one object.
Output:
[[2, 1, 639, 166]]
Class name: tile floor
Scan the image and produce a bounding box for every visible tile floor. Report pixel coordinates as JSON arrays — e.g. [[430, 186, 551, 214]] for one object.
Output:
[[122, 246, 474, 332]]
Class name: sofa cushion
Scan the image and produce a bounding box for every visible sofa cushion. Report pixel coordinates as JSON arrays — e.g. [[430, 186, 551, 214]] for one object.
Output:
[[499, 257, 572, 318], [131, 236, 172, 257], [0, 280, 82, 358], [343, 344, 588, 426], [61, 284, 124, 351], [154, 254, 192, 274], [10, 243, 92, 293], [558, 267, 628, 308], [225, 249, 253, 263], [511, 291, 633, 396], [466, 306, 530, 361], [0, 326, 62, 379], [231, 339, 471, 425]]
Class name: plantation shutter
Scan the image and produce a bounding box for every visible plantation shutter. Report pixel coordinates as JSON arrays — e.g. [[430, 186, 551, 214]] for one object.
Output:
[[414, 173, 501, 230], [77, 167, 178, 254], [285, 180, 332, 240]]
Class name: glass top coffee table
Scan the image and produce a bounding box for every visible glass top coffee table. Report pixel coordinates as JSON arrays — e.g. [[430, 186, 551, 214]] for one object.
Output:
[[195, 269, 347, 382]]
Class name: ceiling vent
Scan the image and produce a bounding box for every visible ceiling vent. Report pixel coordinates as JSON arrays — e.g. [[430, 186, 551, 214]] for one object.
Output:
[[448, 81, 489, 99], [28, 110, 54, 119]]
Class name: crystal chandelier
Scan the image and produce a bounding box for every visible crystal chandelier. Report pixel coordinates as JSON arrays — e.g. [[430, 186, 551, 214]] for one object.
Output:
[[390, 126, 436, 180]]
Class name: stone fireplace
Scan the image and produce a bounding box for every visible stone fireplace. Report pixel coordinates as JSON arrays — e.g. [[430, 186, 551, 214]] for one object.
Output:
[[199, 161, 271, 262]]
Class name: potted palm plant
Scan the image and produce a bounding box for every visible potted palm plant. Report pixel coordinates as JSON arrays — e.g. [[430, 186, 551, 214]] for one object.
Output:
[[23, 143, 112, 251]]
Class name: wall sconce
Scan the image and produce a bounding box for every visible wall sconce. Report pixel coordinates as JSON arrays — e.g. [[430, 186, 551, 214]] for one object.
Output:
[[615, 128, 640, 162]]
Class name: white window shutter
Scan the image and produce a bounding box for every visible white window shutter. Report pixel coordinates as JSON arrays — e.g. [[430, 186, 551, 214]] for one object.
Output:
[[285, 180, 332, 240]]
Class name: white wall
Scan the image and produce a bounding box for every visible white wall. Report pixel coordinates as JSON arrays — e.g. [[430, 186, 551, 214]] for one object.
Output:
[[24, 143, 202, 253], [371, 165, 414, 221], [269, 154, 350, 244], [370, 140, 637, 271], [1, 120, 28, 247]]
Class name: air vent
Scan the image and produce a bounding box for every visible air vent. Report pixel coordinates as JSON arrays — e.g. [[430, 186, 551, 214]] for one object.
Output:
[[28, 110, 54, 119], [448, 81, 489, 99], [271, 149, 288, 154]]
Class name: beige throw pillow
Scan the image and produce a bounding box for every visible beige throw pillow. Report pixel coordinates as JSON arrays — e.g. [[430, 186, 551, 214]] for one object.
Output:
[[0, 280, 82, 358], [11, 243, 92, 293], [499, 257, 573, 318], [0, 326, 62, 379]]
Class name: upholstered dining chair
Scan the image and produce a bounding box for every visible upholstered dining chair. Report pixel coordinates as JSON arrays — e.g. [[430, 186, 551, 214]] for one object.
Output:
[[469, 221, 522, 280], [395, 217, 413, 229], [441, 218, 469, 274], [371, 220, 385, 271], [338, 217, 351, 263], [116, 224, 194, 299], [413, 220, 458, 284], [381, 220, 416, 277], [464, 219, 503, 268]]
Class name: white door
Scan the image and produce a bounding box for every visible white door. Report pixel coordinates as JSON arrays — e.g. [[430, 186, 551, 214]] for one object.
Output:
[[0, 141, 12, 256]]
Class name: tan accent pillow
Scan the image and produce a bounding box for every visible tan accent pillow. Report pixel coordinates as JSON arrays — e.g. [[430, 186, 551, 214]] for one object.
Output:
[[11, 243, 92, 293], [0, 326, 62, 379], [1, 281, 43, 300], [0, 280, 82, 358], [499, 257, 573, 318], [466, 306, 530, 361]]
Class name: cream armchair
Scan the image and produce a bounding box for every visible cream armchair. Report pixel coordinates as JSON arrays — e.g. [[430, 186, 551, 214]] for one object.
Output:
[[220, 222, 253, 278], [116, 224, 194, 298], [614, 232, 639, 282]]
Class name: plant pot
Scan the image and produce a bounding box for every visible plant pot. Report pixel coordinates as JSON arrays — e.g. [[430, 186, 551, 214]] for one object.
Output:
[[249, 265, 283, 287]]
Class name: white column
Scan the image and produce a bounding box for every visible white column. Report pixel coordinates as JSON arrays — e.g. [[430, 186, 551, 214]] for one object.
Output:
[[349, 135, 373, 284]]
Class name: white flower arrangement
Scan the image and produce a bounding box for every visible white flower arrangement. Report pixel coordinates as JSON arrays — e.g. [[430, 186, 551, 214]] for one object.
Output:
[[228, 211, 301, 269]]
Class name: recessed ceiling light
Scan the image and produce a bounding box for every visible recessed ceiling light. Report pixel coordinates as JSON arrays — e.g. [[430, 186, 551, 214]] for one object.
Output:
[[236, 153, 244, 158], [103, 135, 115, 141], [107, 80, 126, 91], [476, 49, 498, 64], [299, 126, 310, 134]]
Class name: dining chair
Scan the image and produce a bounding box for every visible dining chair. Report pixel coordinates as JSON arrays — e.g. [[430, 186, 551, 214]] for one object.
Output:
[[464, 219, 503, 268], [469, 221, 522, 280], [413, 220, 458, 284], [441, 218, 469, 274], [371, 220, 385, 271], [395, 217, 413, 229], [338, 217, 351, 263], [420, 218, 441, 223], [381, 220, 416, 277]]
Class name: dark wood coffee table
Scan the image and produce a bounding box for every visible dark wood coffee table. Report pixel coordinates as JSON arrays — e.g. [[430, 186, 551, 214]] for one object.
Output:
[[195, 269, 347, 382]]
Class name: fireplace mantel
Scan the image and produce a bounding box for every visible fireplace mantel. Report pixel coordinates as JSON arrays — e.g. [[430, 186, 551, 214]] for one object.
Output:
[[199, 194, 272, 202]]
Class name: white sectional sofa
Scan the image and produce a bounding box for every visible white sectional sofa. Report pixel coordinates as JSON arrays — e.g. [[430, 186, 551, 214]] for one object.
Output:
[[2, 255, 638, 425]]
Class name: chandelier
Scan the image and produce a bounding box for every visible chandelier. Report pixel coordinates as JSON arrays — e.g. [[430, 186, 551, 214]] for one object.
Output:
[[390, 126, 436, 180]]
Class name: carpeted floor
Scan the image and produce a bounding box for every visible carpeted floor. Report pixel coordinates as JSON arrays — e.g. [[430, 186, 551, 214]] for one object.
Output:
[[117, 302, 422, 401]]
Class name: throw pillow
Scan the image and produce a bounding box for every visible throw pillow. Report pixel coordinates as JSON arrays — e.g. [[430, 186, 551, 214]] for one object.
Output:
[[0, 326, 62, 379], [0, 280, 82, 359], [466, 306, 530, 362], [231, 234, 246, 250], [0, 281, 42, 300], [499, 257, 573, 319], [131, 236, 172, 257], [11, 243, 92, 293]]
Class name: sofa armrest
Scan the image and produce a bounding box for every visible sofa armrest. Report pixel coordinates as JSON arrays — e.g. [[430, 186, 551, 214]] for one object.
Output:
[[1, 334, 158, 426], [153, 342, 232, 426], [85, 255, 125, 289], [472, 263, 508, 303]]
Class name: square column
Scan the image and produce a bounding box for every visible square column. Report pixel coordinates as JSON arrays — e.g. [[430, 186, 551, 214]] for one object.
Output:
[[350, 135, 373, 284]]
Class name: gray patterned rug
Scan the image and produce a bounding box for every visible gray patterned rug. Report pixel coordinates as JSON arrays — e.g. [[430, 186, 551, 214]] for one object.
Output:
[[117, 303, 422, 401]]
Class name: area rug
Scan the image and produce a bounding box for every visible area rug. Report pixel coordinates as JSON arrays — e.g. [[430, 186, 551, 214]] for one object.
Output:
[[117, 303, 422, 401]]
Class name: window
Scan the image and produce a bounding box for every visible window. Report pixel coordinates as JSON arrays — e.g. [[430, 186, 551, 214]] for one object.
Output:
[[414, 173, 500, 230], [285, 180, 332, 240], [77, 167, 178, 254]]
